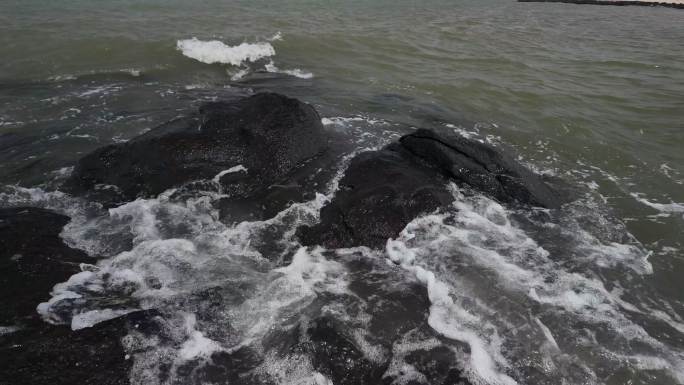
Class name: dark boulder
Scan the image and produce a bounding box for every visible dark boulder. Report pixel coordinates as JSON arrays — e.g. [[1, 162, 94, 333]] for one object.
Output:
[[0, 206, 158, 385], [400, 129, 561, 209], [0, 310, 155, 385], [298, 144, 455, 249], [0, 207, 90, 326], [298, 128, 563, 249], [63, 93, 329, 209]]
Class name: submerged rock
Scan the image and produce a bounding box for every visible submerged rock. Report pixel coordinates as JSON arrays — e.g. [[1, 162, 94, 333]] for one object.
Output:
[[298, 128, 562, 249], [63, 93, 329, 209]]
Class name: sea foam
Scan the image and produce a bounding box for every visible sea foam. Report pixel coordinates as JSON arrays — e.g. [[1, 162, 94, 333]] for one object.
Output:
[[176, 38, 275, 66], [177, 36, 314, 80]]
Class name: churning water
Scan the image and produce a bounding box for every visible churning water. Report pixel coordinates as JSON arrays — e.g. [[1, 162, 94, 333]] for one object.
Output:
[[1, 1, 683, 384]]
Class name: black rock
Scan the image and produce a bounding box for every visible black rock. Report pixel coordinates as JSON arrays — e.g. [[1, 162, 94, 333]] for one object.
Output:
[[400, 129, 561, 209], [0, 310, 156, 385], [297, 144, 455, 249], [298, 128, 563, 249], [0, 207, 90, 326], [0, 207, 158, 385], [63, 93, 329, 209]]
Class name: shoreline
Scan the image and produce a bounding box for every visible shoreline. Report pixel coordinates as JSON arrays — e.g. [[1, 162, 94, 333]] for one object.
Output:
[[518, 0, 684, 9]]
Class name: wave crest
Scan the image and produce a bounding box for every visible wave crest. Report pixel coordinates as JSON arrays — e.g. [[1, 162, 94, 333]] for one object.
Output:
[[176, 38, 275, 66], [176, 36, 314, 80]]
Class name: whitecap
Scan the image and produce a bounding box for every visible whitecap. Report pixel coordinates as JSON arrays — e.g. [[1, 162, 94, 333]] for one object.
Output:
[[265, 61, 314, 79], [268, 31, 283, 41], [176, 38, 275, 66], [631, 192, 684, 215]]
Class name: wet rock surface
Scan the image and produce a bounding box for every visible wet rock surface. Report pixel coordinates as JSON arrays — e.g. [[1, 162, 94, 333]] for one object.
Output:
[[298, 144, 456, 249], [400, 128, 562, 209], [63, 93, 330, 210], [0, 207, 89, 325], [298, 128, 562, 249], [0, 310, 155, 385], [0, 207, 156, 385]]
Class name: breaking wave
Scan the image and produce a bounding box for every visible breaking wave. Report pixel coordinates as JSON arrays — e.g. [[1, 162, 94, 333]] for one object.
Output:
[[176, 34, 313, 80], [2, 149, 683, 384], [176, 38, 275, 66]]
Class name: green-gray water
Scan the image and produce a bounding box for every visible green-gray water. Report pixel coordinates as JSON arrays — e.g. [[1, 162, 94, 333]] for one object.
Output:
[[1, 1, 683, 384]]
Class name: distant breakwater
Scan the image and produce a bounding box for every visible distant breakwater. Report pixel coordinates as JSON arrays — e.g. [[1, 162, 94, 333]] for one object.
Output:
[[518, 0, 684, 9]]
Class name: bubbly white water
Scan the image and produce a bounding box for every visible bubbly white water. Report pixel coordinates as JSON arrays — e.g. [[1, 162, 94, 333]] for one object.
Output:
[[177, 38, 276, 66], [384, 184, 683, 384], [212, 165, 248, 184], [265, 61, 314, 79], [631, 192, 684, 216]]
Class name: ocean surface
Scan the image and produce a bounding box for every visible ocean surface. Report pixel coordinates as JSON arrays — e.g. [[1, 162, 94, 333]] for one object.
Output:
[[1, 1, 683, 384]]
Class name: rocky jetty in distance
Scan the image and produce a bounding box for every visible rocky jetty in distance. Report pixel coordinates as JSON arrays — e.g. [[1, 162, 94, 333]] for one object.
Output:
[[518, 0, 684, 9]]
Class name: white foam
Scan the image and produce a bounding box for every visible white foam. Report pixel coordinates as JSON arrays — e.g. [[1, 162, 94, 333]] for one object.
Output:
[[268, 31, 283, 41], [178, 313, 222, 360], [122, 68, 141, 77], [51, 166, 74, 180], [386, 238, 517, 385], [78, 85, 121, 98], [71, 308, 137, 330], [534, 317, 559, 350], [212, 165, 248, 183], [230, 68, 249, 81], [659, 163, 683, 184], [264, 61, 314, 79], [379, 183, 684, 384], [177, 38, 275, 66], [36, 289, 83, 324], [321, 116, 390, 127], [631, 192, 684, 214], [445, 122, 480, 140], [227, 247, 347, 346], [0, 325, 21, 335]]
